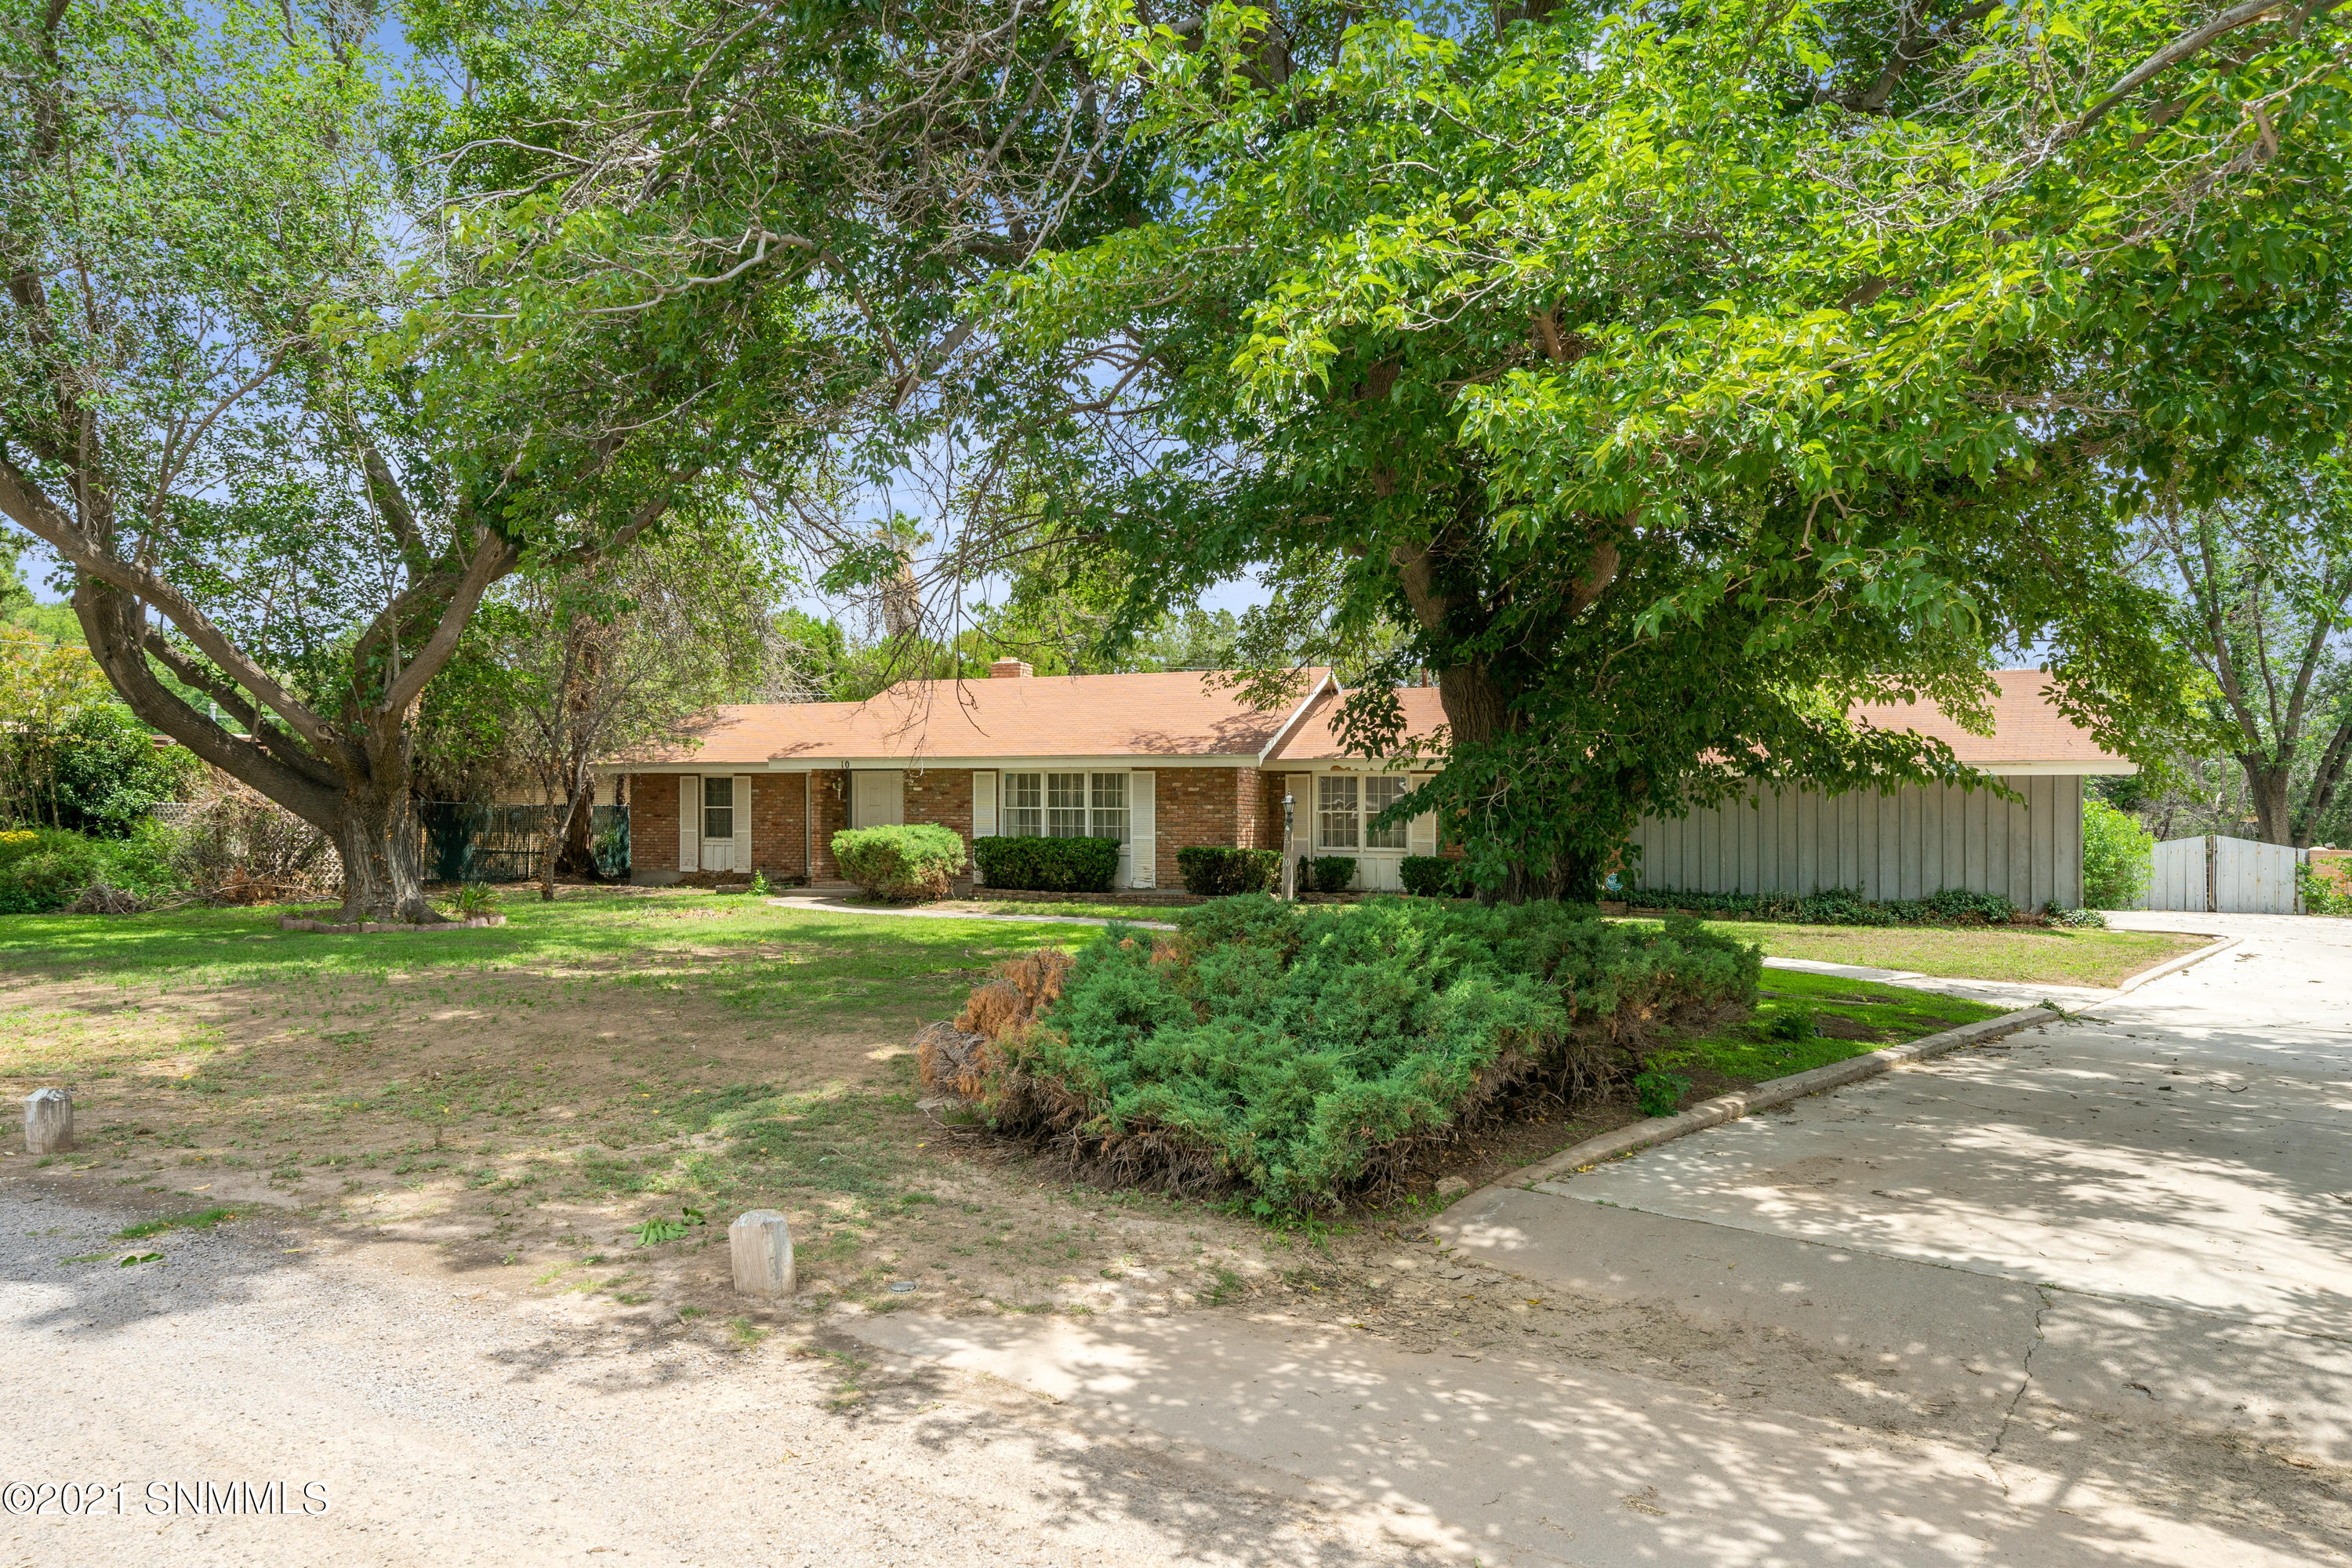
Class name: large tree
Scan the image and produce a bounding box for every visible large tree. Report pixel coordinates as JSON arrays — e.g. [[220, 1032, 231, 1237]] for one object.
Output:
[[953, 0, 2352, 898], [0, 0, 775, 918], [2148, 447, 2352, 846]]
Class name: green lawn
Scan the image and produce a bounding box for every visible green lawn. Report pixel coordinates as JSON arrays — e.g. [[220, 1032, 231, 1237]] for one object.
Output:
[[1635, 919, 2208, 989], [1668, 968, 2006, 1085]]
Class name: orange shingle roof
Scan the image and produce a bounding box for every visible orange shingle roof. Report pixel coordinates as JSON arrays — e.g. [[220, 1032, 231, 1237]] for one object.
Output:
[[610, 670, 1333, 768], [1263, 686, 1448, 764], [1853, 670, 2128, 768], [604, 667, 2125, 772]]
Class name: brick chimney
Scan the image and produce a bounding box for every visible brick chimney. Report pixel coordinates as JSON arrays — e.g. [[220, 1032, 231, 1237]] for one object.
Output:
[[989, 659, 1033, 679]]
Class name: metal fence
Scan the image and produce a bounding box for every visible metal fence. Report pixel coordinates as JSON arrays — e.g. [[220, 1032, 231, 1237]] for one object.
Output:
[[420, 802, 628, 883]]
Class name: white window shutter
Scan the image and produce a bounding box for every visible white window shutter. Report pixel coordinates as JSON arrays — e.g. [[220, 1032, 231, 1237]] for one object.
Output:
[[732, 775, 753, 871], [971, 771, 999, 837], [677, 775, 699, 872], [1129, 771, 1155, 887], [1408, 773, 1437, 856], [970, 771, 998, 886]]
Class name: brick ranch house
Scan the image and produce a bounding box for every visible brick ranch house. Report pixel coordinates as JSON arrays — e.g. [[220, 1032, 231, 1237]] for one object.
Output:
[[596, 664, 2132, 906]]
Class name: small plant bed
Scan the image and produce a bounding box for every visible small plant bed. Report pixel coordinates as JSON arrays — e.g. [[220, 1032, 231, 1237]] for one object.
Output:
[[1621, 884, 2075, 928], [1671, 920, 2209, 988]]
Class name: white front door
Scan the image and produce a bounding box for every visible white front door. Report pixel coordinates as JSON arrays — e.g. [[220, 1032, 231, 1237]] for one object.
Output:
[[699, 775, 738, 872], [851, 770, 904, 828]]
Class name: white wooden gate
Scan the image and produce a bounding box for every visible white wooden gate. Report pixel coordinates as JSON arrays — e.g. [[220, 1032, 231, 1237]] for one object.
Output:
[[2135, 835, 2308, 914]]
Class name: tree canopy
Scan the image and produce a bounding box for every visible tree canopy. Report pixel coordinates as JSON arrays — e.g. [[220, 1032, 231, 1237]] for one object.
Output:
[[942, 0, 2352, 895]]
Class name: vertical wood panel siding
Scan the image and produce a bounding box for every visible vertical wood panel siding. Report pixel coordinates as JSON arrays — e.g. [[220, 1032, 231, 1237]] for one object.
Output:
[[1630, 775, 2083, 908]]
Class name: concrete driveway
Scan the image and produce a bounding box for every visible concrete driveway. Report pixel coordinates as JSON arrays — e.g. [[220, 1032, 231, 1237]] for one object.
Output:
[[1444, 913, 2352, 1465]]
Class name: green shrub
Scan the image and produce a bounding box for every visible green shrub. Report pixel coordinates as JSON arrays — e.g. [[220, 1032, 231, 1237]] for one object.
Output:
[[2081, 797, 2154, 909], [1301, 855, 1357, 895], [1623, 883, 2024, 926], [832, 823, 967, 901], [968, 895, 1759, 1211], [1633, 1065, 1691, 1118], [1399, 855, 1469, 898], [0, 821, 186, 913], [2299, 859, 2352, 916], [1175, 845, 1283, 896], [972, 833, 1121, 892], [50, 705, 203, 838]]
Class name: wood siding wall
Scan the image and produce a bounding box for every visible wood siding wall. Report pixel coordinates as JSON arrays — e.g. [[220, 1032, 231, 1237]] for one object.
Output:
[[1629, 775, 2083, 910]]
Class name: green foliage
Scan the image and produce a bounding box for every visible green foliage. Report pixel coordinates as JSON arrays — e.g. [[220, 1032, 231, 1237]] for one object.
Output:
[[2050, 906, 2110, 928], [833, 824, 968, 902], [748, 869, 768, 897], [1175, 845, 1282, 897], [2299, 860, 2352, 917], [973, 895, 1759, 1210], [1301, 855, 1358, 895], [2082, 797, 2156, 909], [972, 834, 1120, 893], [1766, 1008, 1820, 1044], [454, 882, 499, 918], [49, 706, 201, 838], [980, 0, 2352, 895], [1632, 1065, 1690, 1120], [1399, 855, 1471, 898], [0, 823, 187, 914], [631, 1204, 708, 1247], [1627, 884, 2024, 927]]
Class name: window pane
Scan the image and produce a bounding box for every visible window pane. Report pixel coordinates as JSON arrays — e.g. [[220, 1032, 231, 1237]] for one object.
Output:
[[1047, 771, 1087, 838], [1363, 775, 1409, 849], [1089, 772, 1128, 843], [1317, 775, 1358, 849], [704, 807, 734, 840], [703, 777, 733, 808], [1003, 772, 1042, 837]]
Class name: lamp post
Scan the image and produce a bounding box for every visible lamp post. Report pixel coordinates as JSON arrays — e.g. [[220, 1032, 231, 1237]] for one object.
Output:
[[1281, 792, 1295, 901]]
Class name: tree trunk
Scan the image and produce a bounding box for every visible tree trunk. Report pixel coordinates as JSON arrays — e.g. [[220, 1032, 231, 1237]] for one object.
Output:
[[557, 792, 601, 877], [2243, 757, 2297, 846], [335, 783, 439, 923]]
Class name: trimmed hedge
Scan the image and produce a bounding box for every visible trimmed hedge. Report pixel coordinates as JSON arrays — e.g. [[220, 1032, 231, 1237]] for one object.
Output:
[[972, 833, 1121, 892], [1175, 845, 1283, 897], [965, 894, 1759, 1211], [1301, 855, 1356, 894], [832, 823, 967, 902], [1624, 883, 2025, 927], [1399, 855, 1470, 898]]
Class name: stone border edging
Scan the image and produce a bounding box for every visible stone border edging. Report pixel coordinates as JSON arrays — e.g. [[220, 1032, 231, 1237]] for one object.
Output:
[[2108, 932, 2237, 995], [278, 913, 506, 934], [1486, 1005, 2059, 1196]]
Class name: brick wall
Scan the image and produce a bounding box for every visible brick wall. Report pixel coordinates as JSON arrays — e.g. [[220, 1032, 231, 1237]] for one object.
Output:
[[628, 774, 681, 876], [748, 774, 811, 882], [1148, 766, 1241, 887], [811, 770, 850, 880], [903, 770, 975, 883]]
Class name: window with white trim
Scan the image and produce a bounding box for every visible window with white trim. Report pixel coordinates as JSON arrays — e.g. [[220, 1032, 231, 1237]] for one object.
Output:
[[1005, 771, 1129, 842], [1317, 775, 1359, 849], [1363, 775, 1409, 849], [702, 775, 735, 841], [1089, 771, 1127, 843], [1003, 771, 1043, 837]]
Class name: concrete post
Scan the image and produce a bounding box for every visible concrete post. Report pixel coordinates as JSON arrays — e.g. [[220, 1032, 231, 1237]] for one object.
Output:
[[729, 1209, 793, 1298], [24, 1088, 72, 1155]]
